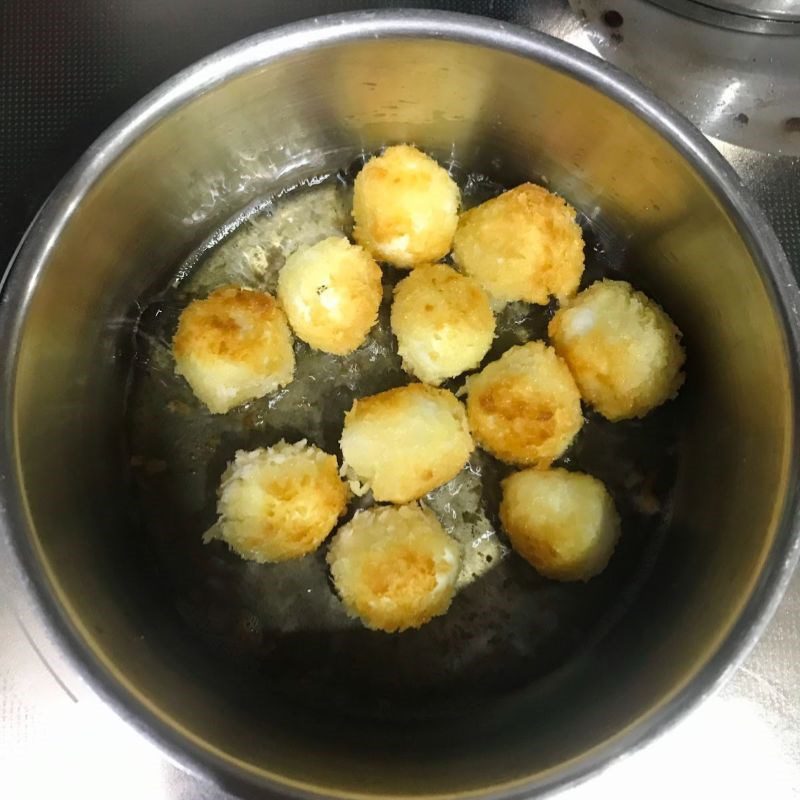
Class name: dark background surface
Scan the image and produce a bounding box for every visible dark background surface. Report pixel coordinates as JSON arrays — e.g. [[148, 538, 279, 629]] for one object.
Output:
[[0, 0, 529, 269]]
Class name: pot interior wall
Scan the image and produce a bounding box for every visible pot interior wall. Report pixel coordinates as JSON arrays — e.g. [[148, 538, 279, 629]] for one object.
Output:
[[8, 35, 793, 796]]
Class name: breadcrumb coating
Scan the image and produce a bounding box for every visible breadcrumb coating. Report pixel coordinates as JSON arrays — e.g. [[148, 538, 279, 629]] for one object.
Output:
[[278, 236, 382, 355], [500, 468, 620, 581], [391, 262, 495, 385], [549, 279, 685, 420], [210, 440, 348, 562], [453, 183, 584, 305], [340, 383, 473, 503], [465, 341, 583, 467], [353, 144, 460, 268], [327, 504, 461, 632], [173, 285, 294, 413]]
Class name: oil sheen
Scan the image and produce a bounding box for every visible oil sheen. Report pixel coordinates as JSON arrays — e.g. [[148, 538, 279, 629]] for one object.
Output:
[[126, 167, 681, 717]]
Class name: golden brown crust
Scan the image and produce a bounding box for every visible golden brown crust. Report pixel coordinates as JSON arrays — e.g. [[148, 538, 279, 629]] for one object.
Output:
[[453, 183, 585, 305], [213, 441, 349, 563], [174, 286, 282, 363], [548, 279, 685, 420], [340, 383, 474, 503], [500, 468, 620, 582], [327, 504, 461, 632], [353, 145, 460, 268], [465, 341, 583, 467], [277, 236, 383, 355], [172, 285, 295, 413], [391, 262, 495, 385]]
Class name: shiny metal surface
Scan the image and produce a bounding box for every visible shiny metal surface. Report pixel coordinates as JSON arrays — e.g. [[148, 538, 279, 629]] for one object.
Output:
[[2, 9, 800, 800], [571, 0, 800, 153], [4, 564, 799, 798], [648, 0, 800, 29], [688, 0, 800, 21]]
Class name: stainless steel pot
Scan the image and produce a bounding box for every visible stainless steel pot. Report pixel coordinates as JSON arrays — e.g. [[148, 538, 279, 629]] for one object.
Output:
[[1, 10, 799, 800]]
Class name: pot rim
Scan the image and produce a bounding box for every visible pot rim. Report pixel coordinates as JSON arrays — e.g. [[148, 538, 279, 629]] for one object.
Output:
[[1, 9, 799, 800]]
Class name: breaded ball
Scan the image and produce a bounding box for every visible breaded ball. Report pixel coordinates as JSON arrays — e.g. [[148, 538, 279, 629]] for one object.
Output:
[[340, 384, 473, 504], [277, 236, 382, 355], [172, 285, 295, 414], [209, 441, 349, 563], [500, 468, 620, 581], [548, 279, 685, 420], [391, 263, 495, 385], [465, 341, 583, 467], [353, 144, 460, 268], [327, 504, 461, 632], [452, 183, 585, 305]]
